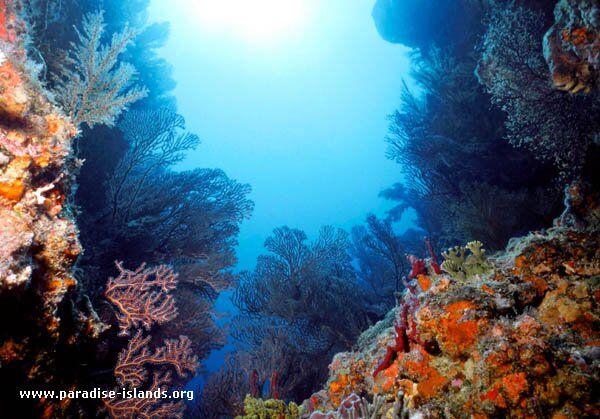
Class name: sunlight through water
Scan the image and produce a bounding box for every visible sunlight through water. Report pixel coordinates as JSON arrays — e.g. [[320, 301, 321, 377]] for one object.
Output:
[[190, 0, 310, 46]]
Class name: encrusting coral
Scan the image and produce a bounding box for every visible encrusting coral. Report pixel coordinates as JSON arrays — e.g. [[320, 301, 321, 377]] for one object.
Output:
[[543, 0, 600, 94], [0, 1, 104, 416], [300, 182, 599, 418]]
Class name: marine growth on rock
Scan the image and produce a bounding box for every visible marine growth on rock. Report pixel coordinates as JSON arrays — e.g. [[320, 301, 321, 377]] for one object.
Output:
[[0, 1, 105, 416], [302, 184, 600, 418]]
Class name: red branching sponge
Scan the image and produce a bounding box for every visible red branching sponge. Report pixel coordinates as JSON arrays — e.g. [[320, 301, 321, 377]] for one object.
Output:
[[372, 322, 408, 378], [270, 371, 280, 400], [407, 255, 426, 279], [105, 262, 178, 335], [251, 370, 259, 397], [424, 238, 442, 275], [373, 285, 421, 377], [408, 238, 442, 279]]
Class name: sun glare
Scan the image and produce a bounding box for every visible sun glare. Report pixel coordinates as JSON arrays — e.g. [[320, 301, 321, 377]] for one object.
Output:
[[192, 0, 309, 45]]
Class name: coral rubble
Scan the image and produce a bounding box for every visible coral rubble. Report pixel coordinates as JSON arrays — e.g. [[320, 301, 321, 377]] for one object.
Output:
[[544, 0, 600, 94], [302, 183, 599, 417]]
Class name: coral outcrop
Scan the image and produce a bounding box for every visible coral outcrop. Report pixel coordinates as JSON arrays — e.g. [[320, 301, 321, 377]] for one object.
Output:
[[0, 1, 102, 415], [302, 183, 599, 417], [543, 0, 600, 94]]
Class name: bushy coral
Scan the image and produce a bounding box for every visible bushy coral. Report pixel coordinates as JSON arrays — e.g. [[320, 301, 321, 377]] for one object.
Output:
[[104, 262, 178, 336], [382, 45, 561, 252], [77, 107, 252, 303], [350, 214, 419, 316], [53, 10, 147, 129], [192, 357, 251, 418]]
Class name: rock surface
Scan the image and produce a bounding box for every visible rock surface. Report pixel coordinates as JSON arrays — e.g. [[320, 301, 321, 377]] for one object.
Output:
[[543, 0, 600, 94]]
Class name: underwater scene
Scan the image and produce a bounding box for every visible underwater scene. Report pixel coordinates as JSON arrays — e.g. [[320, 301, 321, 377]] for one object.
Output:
[[0, 0, 599, 417]]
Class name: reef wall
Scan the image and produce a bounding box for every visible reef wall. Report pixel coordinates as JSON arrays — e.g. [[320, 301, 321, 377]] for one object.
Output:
[[543, 0, 600, 94], [0, 1, 101, 416], [303, 183, 599, 417]]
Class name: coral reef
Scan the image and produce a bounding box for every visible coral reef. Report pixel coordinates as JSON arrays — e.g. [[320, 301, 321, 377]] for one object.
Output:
[[236, 395, 300, 419], [232, 226, 369, 401], [0, 1, 103, 415], [308, 392, 408, 419], [543, 0, 600, 94], [302, 183, 599, 417]]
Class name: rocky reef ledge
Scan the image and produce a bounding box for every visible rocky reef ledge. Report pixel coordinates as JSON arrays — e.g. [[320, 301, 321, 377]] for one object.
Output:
[[290, 182, 599, 418], [236, 186, 599, 419]]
